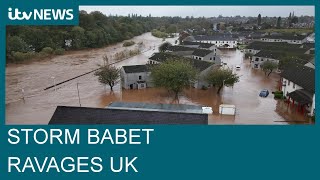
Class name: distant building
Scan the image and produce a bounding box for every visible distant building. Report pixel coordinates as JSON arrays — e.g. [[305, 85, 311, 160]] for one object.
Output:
[[183, 35, 238, 48], [192, 49, 221, 64], [280, 64, 315, 116], [261, 35, 308, 44], [180, 41, 221, 52], [166, 45, 196, 58], [120, 65, 152, 89], [49, 104, 208, 125]]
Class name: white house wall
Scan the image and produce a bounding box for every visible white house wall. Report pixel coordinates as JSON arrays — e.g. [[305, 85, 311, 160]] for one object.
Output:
[[260, 38, 306, 44], [194, 40, 238, 48], [281, 77, 303, 96], [121, 70, 153, 89], [311, 94, 315, 115]]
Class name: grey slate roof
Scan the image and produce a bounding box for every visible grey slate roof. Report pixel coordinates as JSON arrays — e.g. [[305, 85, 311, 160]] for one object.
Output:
[[263, 35, 307, 40], [149, 53, 213, 71], [246, 41, 301, 51], [167, 46, 196, 52], [122, 65, 150, 73], [199, 43, 215, 48], [281, 64, 315, 93], [49, 106, 208, 125], [288, 89, 313, 105], [254, 50, 285, 59], [181, 41, 214, 49], [107, 102, 203, 113], [194, 35, 236, 41], [192, 49, 213, 57], [181, 41, 200, 45]]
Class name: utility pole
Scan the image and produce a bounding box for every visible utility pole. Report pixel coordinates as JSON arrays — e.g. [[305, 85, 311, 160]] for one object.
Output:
[[77, 83, 81, 107], [51, 76, 56, 91], [21, 88, 25, 101]]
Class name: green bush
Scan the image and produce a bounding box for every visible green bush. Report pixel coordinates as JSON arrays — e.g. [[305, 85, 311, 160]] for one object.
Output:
[[123, 41, 135, 47], [151, 29, 168, 38], [274, 91, 283, 95], [11, 51, 36, 61], [41, 47, 54, 54], [54, 48, 65, 55], [274, 93, 285, 99]]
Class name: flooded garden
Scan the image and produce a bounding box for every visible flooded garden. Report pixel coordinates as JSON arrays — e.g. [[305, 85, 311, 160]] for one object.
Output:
[[5, 33, 309, 124]]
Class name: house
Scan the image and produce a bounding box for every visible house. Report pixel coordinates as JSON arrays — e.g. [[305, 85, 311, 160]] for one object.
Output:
[[49, 104, 208, 125], [280, 64, 315, 116], [183, 35, 238, 48], [180, 41, 220, 53], [251, 50, 282, 69], [192, 49, 221, 64], [244, 42, 302, 55], [120, 65, 152, 89], [166, 45, 196, 58], [261, 34, 308, 44], [148, 53, 216, 89]]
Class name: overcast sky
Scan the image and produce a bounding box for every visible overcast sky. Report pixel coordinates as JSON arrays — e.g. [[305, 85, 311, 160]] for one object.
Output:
[[80, 6, 315, 17]]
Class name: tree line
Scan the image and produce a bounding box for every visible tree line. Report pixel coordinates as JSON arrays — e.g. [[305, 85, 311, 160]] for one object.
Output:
[[6, 10, 213, 63]]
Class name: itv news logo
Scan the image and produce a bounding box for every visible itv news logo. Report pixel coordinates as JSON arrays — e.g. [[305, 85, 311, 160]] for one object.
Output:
[[8, 7, 74, 21]]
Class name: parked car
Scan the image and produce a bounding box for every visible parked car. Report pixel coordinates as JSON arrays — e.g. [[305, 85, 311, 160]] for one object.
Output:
[[259, 89, 269, 97], [235, 65, 241, 70]]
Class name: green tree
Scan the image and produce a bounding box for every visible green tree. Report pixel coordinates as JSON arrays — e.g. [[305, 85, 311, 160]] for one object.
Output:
[[291, 16, 298, 24], [6, 36, 29, 54], [258, 14, 262, 26], [276, 17, 281, 28], [158, 42, 172, 52], [260, 61, 278, 77], [70, 26, 86, 49], [206, 68, 240, 94], [94, 65, 120, 91], [166, 24, 177, 34], [151, 59, 197, 99]]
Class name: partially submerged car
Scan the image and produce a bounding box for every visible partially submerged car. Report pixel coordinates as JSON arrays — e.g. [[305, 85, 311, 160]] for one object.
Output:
[[259, 89, 269, 97]]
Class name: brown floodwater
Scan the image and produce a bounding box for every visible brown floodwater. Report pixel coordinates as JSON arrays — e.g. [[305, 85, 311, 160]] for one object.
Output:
[[5, 33, 310, 124]]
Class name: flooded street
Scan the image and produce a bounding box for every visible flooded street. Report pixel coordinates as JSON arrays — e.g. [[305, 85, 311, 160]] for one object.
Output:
[[6, 33, 309, 124]]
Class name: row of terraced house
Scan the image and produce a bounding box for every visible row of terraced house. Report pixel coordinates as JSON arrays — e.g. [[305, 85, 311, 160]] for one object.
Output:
[[120, 41, 223, 90]]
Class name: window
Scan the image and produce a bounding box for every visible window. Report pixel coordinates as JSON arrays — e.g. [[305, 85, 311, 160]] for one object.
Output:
[[213, 57, 216, 60], [210, 57, 212, 60], [141, 84, 144, 88], [261, 59, 264, 61], [139, 76, 142, 80], [293, 83, 295, 89], [288, 81, 290, 86], [255, 58, 259, 61]]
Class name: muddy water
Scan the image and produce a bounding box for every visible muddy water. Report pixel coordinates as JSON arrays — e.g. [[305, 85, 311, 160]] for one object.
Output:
[[5, 33, 309, 124]]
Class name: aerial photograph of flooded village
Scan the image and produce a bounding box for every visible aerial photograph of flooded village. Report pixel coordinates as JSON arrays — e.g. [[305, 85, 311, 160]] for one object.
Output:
[[6, 6, 315, 125]]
